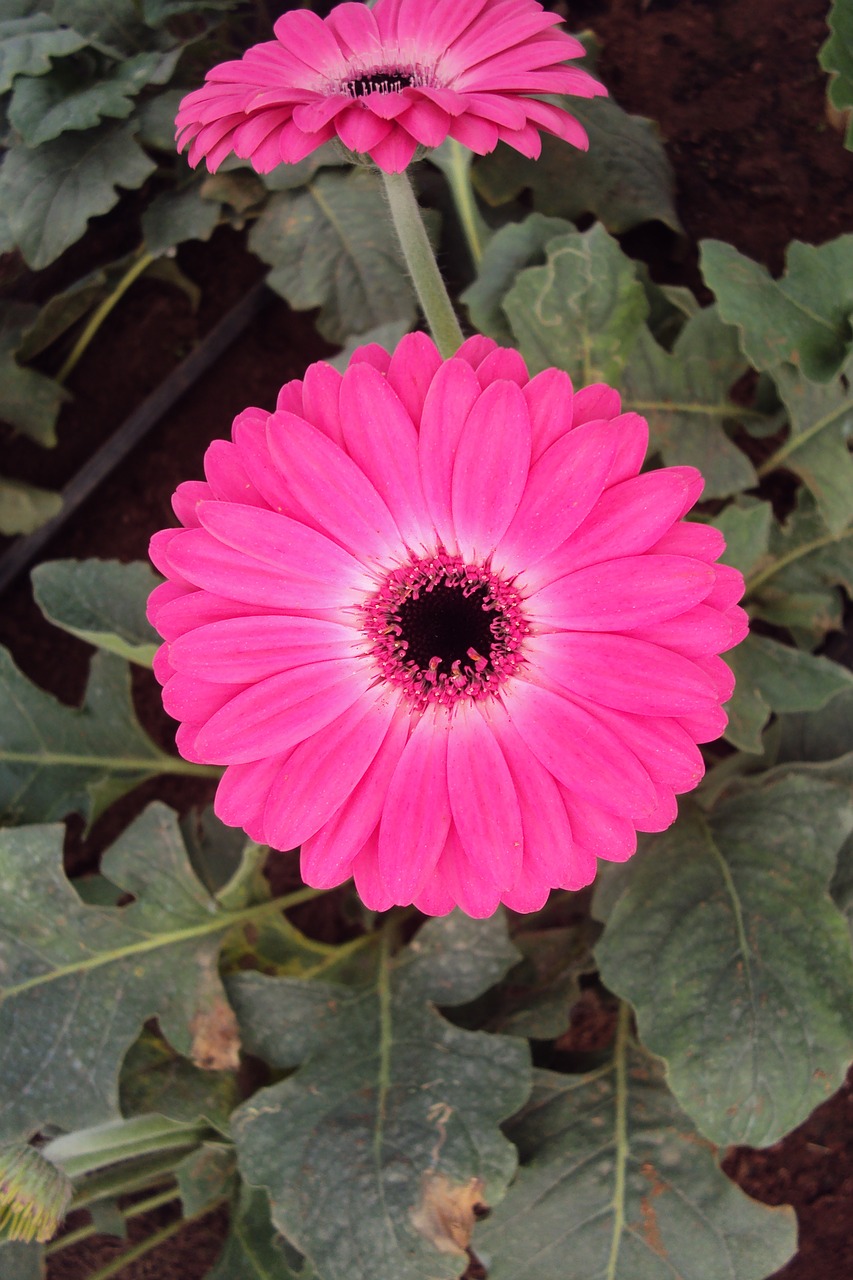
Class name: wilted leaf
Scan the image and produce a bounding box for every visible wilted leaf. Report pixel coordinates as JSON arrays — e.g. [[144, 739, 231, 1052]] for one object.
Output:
[[595, 775, 853, 1147], [461, 212, 572, 345], [724, 633, 853, 753], [0, 121, 156, 269], [475, 1035, 796, 1279], [765, 357, 853, 533], [821, 0, 853, 148], [503, 222, 648, 384], [0, 15, 87, 94], [0, 477, 61, 536], [32, 558, 161, 666], [0, 309, 69, 443], [473, 95, 680, 235], [701, 235, 853, 381], [0, 647, 210, 828], [0, 804, 263, 1141], [621, 307, 758, 497], [207, 1184, 311, 1280], [230, 912, 530, 1280], [142, 180, 221, 254], [8, 50, 180, 146], [249, 167, 419, 342]]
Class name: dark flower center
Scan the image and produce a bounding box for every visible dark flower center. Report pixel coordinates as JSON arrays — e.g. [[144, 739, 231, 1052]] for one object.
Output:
[[396, 581, 496, 675], [345, 69, 416, 97]]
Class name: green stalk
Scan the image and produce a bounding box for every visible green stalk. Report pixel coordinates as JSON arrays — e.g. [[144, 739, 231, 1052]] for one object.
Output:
[[81, 1196, 229, 1280], [381, 168, 464, 358], [444, 140, 485, 267], [43, 1115, 209, 1181], [57, 251, 156, 385], [45, 1186, 180, 1256]]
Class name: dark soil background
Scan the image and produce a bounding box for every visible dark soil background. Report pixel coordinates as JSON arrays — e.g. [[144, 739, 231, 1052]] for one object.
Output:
[[1, 0, 852, 1276]]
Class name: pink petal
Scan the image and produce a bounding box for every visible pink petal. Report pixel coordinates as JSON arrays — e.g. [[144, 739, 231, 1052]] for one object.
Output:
[[605, 413, 649, 486], [272, 9, 348, 75], [172, 481, 212, 528], [325, 1, 382, 55], [162, 671, 247, 723], [694, 654, 736, 702], [378, 707, 452, 902], [572, 382, 621, 426], [335, 104, 394, 154], [524, 367, 574, 462], [386, 331, 442, 427], [474, 347, 529, 388], [151, 588, 279, 642], [195, 657, 370, 764], [650, 522, 725, 561], [147, 580, 190, 632], [449, 113, 500, 153], [627, 603, 736, 658], [352, 831, 397, 912], [302, 360, 344, 447], [276, 380, 304, 414], [493, 418, 619, 576], [705, 564, 746, 610], [435, 827, 502, 918], [576, 700, 706, 792], [398, 98, 451, 147], [418, 357, 482, 551], [503, 680, 657, 818], [446, 703, 523, 891], [679, 704, 728, 744], [214, 754, 289, 838], [150, 528, 185, 580], [264, 686, 400, 850], [452, 379, 532, 559], [339, 361, 434, 549], [634, 784, 678, 833], [413, 869, 456, 917], [266, 410, 403, 564], [559, 789, 636, 862], [347, 342, 391, 373], [204, 440, 266, 506], [455, 335, 498, 367], [367, 127, 419, 172], [527, 554, 716, 631], [167, 614, 362, 684]]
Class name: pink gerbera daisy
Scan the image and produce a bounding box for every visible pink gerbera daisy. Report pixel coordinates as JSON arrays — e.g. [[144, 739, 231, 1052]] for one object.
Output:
[[176, 0, 605, 175], [148, 334, 747, 918]]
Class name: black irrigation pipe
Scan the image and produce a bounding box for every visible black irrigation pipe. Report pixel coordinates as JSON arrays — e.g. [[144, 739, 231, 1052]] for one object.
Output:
[[0, 278, 271, 600]]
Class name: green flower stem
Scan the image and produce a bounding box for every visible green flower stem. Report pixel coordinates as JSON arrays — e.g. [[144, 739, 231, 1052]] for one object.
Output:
[[605, 1001, 630, 1280], [57, 251, 156, 385], [69, 1162, 180, 1212], [381, 168, 464, 358], [45, 1186, 180, 1256], [80, 1196, 229, 1280], [444, 140, 485, 267], [44, 1116, 210, 1181]]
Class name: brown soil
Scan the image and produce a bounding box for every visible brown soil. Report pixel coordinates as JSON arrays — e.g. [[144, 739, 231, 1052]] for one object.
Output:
[[2, 0, 852, 1276]]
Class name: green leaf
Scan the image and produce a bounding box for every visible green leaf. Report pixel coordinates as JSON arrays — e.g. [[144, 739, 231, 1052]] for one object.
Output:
[[621, 306, 758, 498], [249, 167, 419, 343], [0, 477, 61, 536], [473, 96, 680, 235], [700, 236, 853, 381], [176, 1143, 237, 1217], [0, 16, 87, 94], [0, 804, 257, 1142], [713, 499, 774, 578], [765, 357, 853, 533], [143, 0, 234, 22], [0, 647, 209, 828], [745, 491, 853, 644], [31, 558, 161, 666], [207, 1184, 311, 1280], [16, 260, 129, 362], [51, 0, 150, 57], [0, 121, 156, 269], [8, 50, 180, 146], [724, 633, 853, 753], [502, 222, 648, 384], [475, 1028, 796, 1279], [461, 212, 573, 345], [230, 913, 530, 1280], [595, 775, 853, 1147], [0, 1241, 43, 1280], [0, 308, 69, 444], [775, 688, 853, 766], [487, 924, 593, 1039], [119, 1027, 239, 1134], [133, 87, 184, 151], [141, 179, 221, 254], [820, 0, 853, 148]]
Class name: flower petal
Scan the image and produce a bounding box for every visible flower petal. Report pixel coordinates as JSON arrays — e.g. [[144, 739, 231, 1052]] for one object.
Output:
[[527, 555, 716, 631], [446, 703, 523, 891], [378, 707, 452, 901], [452, 379, 531, 559], [418, 356, 481, 551], [167, 614, 362, 683]]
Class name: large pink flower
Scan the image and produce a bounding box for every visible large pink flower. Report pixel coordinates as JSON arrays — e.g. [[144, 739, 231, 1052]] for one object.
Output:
[[148, 334, 747, 918], [176, 0, 605, 174]]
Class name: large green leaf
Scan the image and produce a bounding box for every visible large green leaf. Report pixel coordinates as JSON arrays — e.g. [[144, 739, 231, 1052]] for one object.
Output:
[[0, 308, 69, 444], [0, 121, 156, 269], [502, 222, 648, 384], [230, 913, 530, 1280], [0, 647, 213, 828], [700, 236, 853, 381], [8, 49, 180, 146], [51, 0, 151, 57], [461, 212, 572, 345], [473, 95, 680, 235], [475, 1026, 796, 1280], [141, 179, 221, 255], [724, 633, 853, 753], [0, 804, 269, 1142], [31, 558, 161, 667], [0, 477, 61, 537], [0, 1241, 43, 1280], [207, 1185, 312, 1280], [821, 0, 853, 148], [249, 167, 419, 343], [0, 15, 87, 94], [620, 306, 758, 498], [595, 773, 853, 1147], [713, 499, 775, 578], [764, 357, 853, 533]]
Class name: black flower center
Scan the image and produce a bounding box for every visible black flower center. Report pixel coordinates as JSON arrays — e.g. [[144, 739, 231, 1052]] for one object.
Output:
[[345, 68, 416, 97], [395, 581, 496, 675]]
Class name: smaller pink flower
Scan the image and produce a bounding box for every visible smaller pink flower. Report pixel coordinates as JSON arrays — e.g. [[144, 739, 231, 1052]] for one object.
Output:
[[176, 0, 605, 175], [148, 334, 747, 919]]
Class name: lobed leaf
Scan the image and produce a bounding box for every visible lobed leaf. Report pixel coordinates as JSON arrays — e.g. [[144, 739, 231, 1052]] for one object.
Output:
[[820, 0, 853, 149], [207, 1184, 312, 1280], [475, 1030, 796, 1279], [141, 180, 221, 255], [249, 168, 419, 343], [0, 805, 250, 1142], [31, 558, 161, 667], [230, 912, 530, 1280], [502, 222, 648, 385], [461, 212, 572, 346], [595, 774, 853, 1147], [0, 477, 61, 537], [0, 15, 87, 94]]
